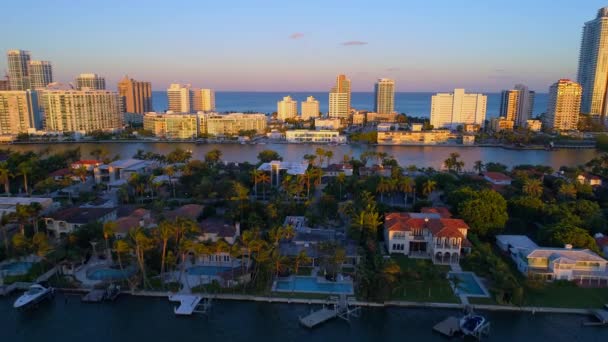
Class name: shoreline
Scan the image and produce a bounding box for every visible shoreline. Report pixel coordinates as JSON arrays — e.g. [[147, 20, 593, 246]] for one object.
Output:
[[55, 288, 593, 316], [2, 140, 598, 150]]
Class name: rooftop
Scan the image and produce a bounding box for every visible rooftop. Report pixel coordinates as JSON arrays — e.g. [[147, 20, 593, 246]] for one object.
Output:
[[527, 248, 607, 263], [49, 207, 115, 224], [484, 172, 512, 182], [199, 218, 237, 238], [165, 204, 204, 222]]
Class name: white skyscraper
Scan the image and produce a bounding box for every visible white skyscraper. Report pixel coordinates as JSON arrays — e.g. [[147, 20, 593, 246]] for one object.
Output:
[[28, 61, 53, 89], [7, 50, 31, 91], [76, 73, 106, 90], [301, 96, 320, 120], [0, 90, 42, 135], [329, 74, 351, 119], [430, 89, 487, 129], [374, 78, 395, 114], [167, 84, 193, 113], [277, 95, 297, 121], [42, 89, 122, 132], [577, 7, 608, 120], [544, 79, 582, 131]]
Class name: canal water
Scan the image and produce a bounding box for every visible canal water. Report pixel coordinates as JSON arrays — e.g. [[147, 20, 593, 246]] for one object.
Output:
[[6, 142, 601, 170], [0, 294, 605, 341]]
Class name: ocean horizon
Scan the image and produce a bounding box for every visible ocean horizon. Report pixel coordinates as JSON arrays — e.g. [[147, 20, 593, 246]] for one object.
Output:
[[151, 91, 549, 119]]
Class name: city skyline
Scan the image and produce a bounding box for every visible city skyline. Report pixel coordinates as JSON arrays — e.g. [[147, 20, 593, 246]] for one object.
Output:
[[1, 1, 606, 92]]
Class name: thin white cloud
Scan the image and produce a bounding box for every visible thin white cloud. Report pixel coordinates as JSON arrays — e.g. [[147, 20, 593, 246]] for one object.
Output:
[[342, 41, 368, 46]]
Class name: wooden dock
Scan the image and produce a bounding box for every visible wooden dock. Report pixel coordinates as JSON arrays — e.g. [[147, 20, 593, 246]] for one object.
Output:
[[82, 289, 106, 303], [433, 316, 461, 337], [299, 308, 337, 328]]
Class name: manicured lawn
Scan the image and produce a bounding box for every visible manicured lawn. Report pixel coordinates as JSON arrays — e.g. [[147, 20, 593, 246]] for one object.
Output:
[[524, 283, 608, 309], [389, 255, 459, 303]]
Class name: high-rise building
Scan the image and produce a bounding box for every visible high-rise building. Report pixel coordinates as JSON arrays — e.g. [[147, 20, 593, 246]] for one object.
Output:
[[28, 60, 53, 89], [167, 83, 192, 113], [42, 89, 122, 132], [301, 96, 320, 120], [430, 89, 487, 129], [277, 95, 297, 121], [76, 73, 106, 90], [193, 89, 215, 112], [577, 7, 608, 120], [0, 90, 42, 135], [544, 79, 582, 131], [499, 84, 535, 127], [117, 76, 152, 114], [0, 74, 9, 91], [374, 78, 395, 114], [143, 112, 199, 139], [329, 74, 351, 118], [7, 50, 31, 91]]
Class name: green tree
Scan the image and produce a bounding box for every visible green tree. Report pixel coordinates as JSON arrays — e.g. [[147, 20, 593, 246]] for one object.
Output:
[[522, 178, 543, 197], [257, 150, 282, 163], [458, 189, 508, 237], [0, 162, 12, 195], [539, 222, 599, 252], [204, 148, 222, 164], [473, 160, 485, 174]]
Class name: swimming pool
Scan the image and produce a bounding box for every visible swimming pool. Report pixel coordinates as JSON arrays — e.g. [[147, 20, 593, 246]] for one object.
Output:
[[186, 265, 233, 276], [0, 261, 33, 276], [87, 267, 136, 281], [274, 276, 354, 295], [448, 272, 489, 297]]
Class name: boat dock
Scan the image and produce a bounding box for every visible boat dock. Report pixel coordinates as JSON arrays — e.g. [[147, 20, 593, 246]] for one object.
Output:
[[583, 309, 608, 327], [433, 316, 460, 337], [169, 294, 212, 316], [82, 289, 106, 303], [298, 295, 361, 328]]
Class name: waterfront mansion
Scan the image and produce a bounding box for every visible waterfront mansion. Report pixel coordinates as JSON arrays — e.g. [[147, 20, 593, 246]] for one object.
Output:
[[384, 208, 471, 264]]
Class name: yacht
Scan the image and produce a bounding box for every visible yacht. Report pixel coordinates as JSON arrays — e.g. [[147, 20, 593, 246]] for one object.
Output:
[[459, 313, 487, 336], [13, 284, 54, 309]]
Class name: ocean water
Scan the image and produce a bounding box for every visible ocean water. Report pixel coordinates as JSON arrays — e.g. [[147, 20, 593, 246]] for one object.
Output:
[[152, 91, 549, 119]]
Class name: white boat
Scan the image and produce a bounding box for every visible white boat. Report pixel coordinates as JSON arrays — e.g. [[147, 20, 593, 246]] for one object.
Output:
[[459, 314, 487, 336], [13, 284, 54, 309]]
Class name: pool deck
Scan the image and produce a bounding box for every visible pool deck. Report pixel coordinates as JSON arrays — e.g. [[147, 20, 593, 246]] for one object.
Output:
[[272, 275, 355, 295]]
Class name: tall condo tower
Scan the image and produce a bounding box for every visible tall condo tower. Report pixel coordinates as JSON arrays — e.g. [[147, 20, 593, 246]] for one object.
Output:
[[76, 73, 106, 90], [167, 84, 192, 113], [577, 7, 608, 121], [7, 50, 31, 91], [544, 79, 582, 131], [28, 60, 53, 89], [329, 74, 351, 119], [499, 84, 535, 127], [374, 78, 395, 114], [118, 76, 152, 114]]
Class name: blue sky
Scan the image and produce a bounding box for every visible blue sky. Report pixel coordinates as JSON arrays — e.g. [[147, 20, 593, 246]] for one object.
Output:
[[0, 0, 605, 92]]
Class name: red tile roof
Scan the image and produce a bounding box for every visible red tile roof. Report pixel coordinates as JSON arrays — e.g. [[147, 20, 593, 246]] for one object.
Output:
[[49, 168, 71, 178], [385, 212, 469, 239], [421, 207, 452, 218], [484, 172, 512, 181], [74, 160, 101, 165]]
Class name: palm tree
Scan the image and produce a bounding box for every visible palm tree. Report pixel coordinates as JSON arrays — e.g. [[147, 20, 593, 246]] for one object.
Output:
[[130, 227, 154, 289], [336, 173, 346, 200], [398, 177, 414, 207], [165, 166, 177, 198], [258, 173, 270, 200], [325, 150, 334, 167], [0, 162, 12, 196], [522, 178, 543, 197], [0, 214, 9, 256], [294, 250, 311, 275], [102, 222, 117, 261], [231, 182, 250, 222], [17, 161, 33, 195], [474, 160, 485, 174], [422, 179, 437, 198], [251, 169, 262, 198], [376, 177, 392, 203], [270, 248, 289, 278], [303, 154, 316, 167], [73, 165, 88, 183], [114, 239, 134, 291], [315, 147, 326, 167], [157, 221, 176, 284]]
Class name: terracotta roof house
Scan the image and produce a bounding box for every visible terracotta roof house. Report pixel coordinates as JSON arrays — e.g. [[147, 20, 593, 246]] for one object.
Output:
[[71, 160, 102, 171], [113, 208, 157, 238], [483, 172, 512, 186], [421, 207, 452, 218], [45, 207, 117, 237], [198, 218, 240, 244], [322, 163, 354, 177], [165, 204, 204, 222], [384, 209, 471, 264]]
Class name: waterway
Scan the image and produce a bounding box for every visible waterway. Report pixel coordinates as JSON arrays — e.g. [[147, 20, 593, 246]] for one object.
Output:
[[0, 294, 605, 341], [6, 142, 601, 170]]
